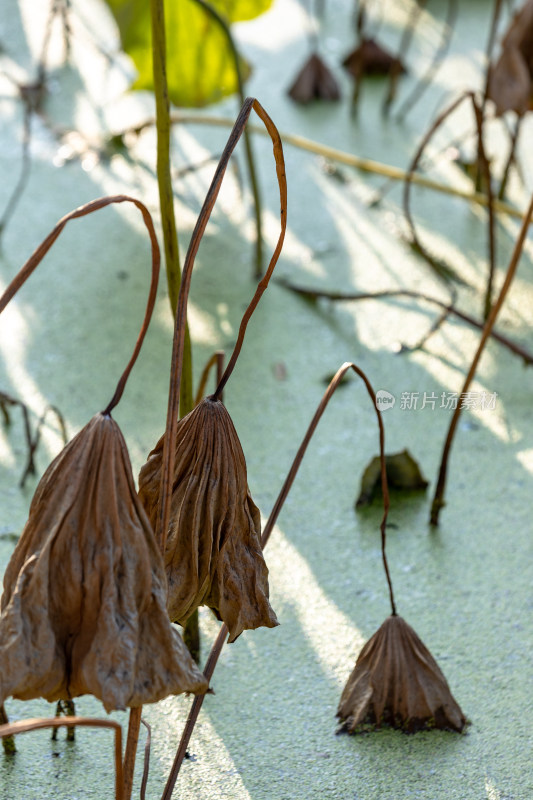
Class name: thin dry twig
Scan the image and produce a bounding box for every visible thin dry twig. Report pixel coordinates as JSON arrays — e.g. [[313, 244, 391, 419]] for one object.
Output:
[[276, 278, 533, 365], [117, 113, 525, 220], [395, 0, 458, 122]]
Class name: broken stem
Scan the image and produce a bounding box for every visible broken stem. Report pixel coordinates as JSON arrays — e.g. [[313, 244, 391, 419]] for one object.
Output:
[[276, 278, 533, 365]]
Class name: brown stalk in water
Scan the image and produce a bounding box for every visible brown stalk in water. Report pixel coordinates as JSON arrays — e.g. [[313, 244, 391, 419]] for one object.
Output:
[[404, 90, 497, 320], [160, 361, 397, 798], [430, 192, 533, 525], [276, 278, 533, 365]]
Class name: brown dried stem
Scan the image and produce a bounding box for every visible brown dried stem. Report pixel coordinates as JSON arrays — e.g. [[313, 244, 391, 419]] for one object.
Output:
[[395, 0, 458, 122], [123, 707, 142, 800], [382, 0, 426, 116], [20, 403, 68, 487], [140, 718, 152, 800], [261, 362, 395, 612], [161, 361, 396, 799], [0, 195, 160, 416], [276, 278, 533, 365], [498, 115, 522, 201], [156, 97, 286, 557], [430, 192, 533, 525], [481, 0, 505, 111], [472, 97, 496, 319], [403, 91, 475, 280], [0, 717, 124, 800], [194, 350, 225, 406]]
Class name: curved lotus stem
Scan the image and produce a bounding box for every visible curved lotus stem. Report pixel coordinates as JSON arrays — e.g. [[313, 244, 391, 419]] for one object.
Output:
[[0, 717, 123, 800], [261, 361, 396, 613], [160, 360, 396, 800], [0, 195, 160, 416], [157, 97, 287, 554]]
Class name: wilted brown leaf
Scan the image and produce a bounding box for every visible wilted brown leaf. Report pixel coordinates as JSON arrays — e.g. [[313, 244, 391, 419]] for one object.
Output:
[[287, 53, 341, 104], [0, 413, 208, 712], [138, 396, 278, 643], [337, 615, 466, 733], [488, 0, 533, 116], [356, 449, 428, 507], [342, 38, 404, 77]]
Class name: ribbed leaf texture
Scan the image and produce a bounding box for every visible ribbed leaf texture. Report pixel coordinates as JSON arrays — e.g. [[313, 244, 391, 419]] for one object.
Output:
[[0, 414, 208, 712], [337, 615, 466, 733], [138, 397, 278, 643]]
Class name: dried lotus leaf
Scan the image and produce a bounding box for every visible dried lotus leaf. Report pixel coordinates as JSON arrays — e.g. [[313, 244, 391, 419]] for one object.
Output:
[[288, 53, 341, 104], [356, 449, 428, 507], [0, 413, 208, 712], [488, 0, 533, 116], [342, 38, 405, 77], [138, 396, 278, 642], [337, 615, 466, 734]]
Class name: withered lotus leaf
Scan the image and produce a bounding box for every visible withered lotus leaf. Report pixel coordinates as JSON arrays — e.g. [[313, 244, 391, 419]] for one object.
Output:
[[337, 615, 466, 734], [0, 414, 208, 712], [488, 0, 533, 116], [287, 53, 341, 104], [342, 39, 405, 77], [138, 396, 278, 643]]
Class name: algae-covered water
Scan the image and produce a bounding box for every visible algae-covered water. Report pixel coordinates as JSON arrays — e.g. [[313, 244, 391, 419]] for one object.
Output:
[[1, 0, 532, 798]]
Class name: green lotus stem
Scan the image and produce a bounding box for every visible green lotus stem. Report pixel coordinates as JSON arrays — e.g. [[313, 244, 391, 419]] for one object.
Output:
[[123, 0, 194, 795], [150, 0, 194, 418]]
